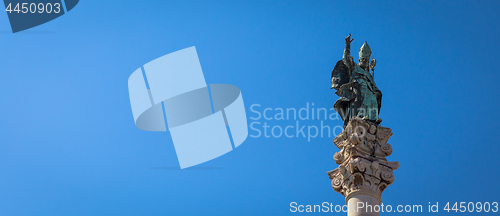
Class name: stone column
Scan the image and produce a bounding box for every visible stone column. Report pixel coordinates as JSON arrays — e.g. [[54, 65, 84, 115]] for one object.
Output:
[[327, 117, 399, 216]]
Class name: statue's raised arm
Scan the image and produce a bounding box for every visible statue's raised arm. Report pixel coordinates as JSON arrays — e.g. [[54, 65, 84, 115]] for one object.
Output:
[[342, 34, 354, 69]]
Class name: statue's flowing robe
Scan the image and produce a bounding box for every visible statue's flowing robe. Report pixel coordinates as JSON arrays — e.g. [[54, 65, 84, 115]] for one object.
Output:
[[331, 58, 382, 127]]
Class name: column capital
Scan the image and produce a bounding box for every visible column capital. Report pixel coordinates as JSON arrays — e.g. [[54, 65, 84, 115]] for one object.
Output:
[[327, 117, 399, 204]]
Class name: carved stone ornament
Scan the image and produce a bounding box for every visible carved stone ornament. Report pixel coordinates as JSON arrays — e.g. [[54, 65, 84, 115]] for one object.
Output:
[[327, 117, 399, 203]]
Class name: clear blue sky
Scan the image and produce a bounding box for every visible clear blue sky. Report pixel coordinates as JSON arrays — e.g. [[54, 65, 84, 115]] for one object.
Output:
[[1, 0, 499, 215]]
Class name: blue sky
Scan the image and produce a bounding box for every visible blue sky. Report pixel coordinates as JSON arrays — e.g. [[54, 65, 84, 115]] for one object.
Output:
[[1, 0, 499, 215]]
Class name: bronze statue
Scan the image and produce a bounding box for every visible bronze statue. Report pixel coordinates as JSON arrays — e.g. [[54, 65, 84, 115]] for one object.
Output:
[[331, 34, 382, 127]]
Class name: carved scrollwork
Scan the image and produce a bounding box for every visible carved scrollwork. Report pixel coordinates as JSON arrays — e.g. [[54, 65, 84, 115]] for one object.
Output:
[[379, 143, 393, 156], [332, 176, 343, 193], [380, 169, 395, 184], [333, 151, 344, 164]]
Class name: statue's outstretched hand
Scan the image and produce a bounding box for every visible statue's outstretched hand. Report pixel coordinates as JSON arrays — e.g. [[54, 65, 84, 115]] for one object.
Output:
[[345, 34, 354, 44]]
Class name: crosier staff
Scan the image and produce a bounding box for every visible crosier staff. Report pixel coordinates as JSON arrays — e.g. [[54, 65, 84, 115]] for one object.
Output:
[[370, 57, 376, 77]]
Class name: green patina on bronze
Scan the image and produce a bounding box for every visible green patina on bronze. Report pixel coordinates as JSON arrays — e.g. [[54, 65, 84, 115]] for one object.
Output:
[[331, 34, 382, 127]]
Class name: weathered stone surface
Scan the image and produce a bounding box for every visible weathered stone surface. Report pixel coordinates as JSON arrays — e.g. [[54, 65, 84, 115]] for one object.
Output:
[[327, 117, 398, 205]]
